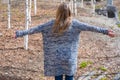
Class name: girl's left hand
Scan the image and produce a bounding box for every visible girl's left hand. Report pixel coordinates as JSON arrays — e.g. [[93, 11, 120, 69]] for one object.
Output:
[[108, 30, 115, 37]]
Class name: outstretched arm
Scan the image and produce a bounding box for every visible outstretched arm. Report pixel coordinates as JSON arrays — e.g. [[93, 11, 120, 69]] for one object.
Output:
[[74, 19, 109, 35], [74, 19, 115, 37], [15, 26, 42, 38], [15, 20, 54, 38]]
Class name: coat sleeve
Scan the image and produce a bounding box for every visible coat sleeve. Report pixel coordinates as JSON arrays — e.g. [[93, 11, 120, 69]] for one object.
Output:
[[16, 20, 54, 38], [73, 19, 108, 35]]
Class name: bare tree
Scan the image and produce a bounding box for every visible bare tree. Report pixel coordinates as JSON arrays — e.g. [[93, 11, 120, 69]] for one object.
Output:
[[29, 0, 32, 24], [8, 0, 11, 29], [107, 0, 113, 6], [24, 0, 29, 50], [34, 0, 37, 15]]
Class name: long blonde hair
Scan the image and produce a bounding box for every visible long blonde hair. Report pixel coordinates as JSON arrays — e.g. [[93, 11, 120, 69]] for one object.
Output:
[[52, 3, 72, 35]]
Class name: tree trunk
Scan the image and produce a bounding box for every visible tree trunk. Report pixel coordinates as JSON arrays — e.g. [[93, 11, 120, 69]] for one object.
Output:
[[29, 0, 32, 24], [74, 0, 77, 16], [24, 0, 29, 50], [81, 0, 84, 8], [107, 0, 113, 6], [34, 0, 37, 15], [8, 0, 11, 29]]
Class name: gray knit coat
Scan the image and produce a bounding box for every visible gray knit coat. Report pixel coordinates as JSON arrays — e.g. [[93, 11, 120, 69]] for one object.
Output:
[[16, 19, 108, 76]]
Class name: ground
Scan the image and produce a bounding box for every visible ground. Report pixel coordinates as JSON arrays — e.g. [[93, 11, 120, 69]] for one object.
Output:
[[0, 0, 120, 80]]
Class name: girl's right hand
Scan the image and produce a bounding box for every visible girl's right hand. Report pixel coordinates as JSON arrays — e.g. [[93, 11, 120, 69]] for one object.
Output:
[[108, 30, 115, 37]]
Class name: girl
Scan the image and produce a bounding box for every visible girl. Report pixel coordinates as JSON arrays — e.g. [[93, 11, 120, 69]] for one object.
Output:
[[15, 3, 115, 80]]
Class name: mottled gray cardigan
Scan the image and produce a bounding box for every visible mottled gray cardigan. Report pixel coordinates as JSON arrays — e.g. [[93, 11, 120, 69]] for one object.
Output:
[[16, 19, 108, 76]]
